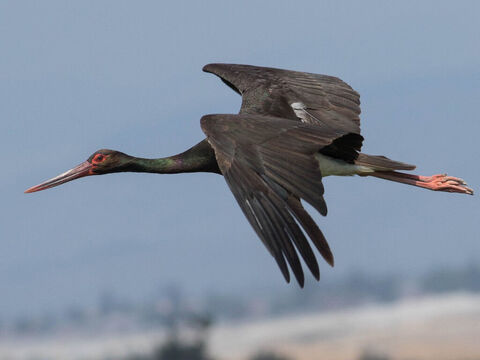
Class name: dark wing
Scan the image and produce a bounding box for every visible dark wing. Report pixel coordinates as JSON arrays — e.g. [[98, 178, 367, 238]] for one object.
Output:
[[201, 114, 363, 286], [203, 63, 361, 134]]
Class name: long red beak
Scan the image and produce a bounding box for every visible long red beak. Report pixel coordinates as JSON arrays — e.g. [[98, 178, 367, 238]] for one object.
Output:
[[25, 161, 94, 193]]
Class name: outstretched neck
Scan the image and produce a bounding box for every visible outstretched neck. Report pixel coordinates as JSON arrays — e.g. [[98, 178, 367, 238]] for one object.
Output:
[[128, 140, 220, 174]]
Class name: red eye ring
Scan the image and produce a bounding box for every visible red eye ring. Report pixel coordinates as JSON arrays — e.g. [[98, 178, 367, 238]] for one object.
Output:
[[93, 154, 104, 162]]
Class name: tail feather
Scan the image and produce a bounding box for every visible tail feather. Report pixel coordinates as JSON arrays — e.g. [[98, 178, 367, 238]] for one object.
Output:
[[355, 153, 416, 171]]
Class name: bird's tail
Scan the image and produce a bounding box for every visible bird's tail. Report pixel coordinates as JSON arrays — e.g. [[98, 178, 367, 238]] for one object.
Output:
[[355, 153, 416, 171]]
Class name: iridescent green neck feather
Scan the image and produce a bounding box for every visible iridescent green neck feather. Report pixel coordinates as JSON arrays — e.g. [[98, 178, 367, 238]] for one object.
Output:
[[127, 140, 220, 174]]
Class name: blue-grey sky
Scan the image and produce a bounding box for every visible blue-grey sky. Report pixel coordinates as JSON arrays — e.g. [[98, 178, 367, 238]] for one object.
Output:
[[1, 0, 479, 318]]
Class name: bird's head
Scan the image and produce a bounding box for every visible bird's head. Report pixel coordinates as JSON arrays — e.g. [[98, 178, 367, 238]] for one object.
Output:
[[25, 149, 132, 193]]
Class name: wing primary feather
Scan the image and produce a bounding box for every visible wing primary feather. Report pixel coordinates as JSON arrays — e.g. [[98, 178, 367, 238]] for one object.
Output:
[[228, 162, 310, 286], [201, 113, 342, 284], [226, 164, 291, 283], [287, 196, 334, 267], [261, 176, 320, 280], [251, 196, 293, 283], [234, 164, 302, 285], [258, 193, 305, 287], [264, 163, 328, 216], [203, 63, 362, 135]]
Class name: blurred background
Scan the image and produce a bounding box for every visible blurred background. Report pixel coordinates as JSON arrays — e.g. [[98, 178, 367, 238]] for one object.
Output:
[[1, 1, 479, 359]]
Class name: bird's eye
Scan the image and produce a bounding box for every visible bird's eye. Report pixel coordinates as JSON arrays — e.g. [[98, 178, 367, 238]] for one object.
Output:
[[94, 154, 104, 162]]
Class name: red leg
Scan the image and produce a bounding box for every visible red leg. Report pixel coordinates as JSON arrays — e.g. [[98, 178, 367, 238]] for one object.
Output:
[[369, 171, 473, 195]]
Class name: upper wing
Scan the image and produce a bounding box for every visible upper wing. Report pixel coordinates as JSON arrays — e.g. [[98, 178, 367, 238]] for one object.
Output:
[[203, 63, 361, 134], [200, 114, 363, 286]]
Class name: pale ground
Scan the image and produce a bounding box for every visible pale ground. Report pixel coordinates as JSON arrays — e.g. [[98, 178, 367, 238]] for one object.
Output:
[[1, 292, 479, 360]]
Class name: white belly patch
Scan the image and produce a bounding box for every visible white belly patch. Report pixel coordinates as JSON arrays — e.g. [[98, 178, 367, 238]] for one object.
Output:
[[315, 153, 373, 177]]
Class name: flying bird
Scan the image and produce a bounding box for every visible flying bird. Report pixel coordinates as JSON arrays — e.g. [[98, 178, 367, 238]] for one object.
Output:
[[25, 64, 473, 287]]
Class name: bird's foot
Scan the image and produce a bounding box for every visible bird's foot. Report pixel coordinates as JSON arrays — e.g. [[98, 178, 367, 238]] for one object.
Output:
[[415, 174, 474, 195], [370, 171, 474, 195]]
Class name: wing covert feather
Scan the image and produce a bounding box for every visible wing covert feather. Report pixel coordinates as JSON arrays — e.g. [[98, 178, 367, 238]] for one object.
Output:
[[200, 114, 354, 285], [203, 63, 361, 134]]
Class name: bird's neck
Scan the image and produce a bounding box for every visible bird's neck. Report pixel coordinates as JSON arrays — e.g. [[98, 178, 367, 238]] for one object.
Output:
[[128, 140, 220, 174]]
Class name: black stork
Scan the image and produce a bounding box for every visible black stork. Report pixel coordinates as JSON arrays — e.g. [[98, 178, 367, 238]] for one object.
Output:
[[25, 64, 473, 287]]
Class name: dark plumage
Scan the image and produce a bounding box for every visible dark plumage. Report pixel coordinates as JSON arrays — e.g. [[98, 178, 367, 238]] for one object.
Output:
[[26, 63, 473, 287]]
